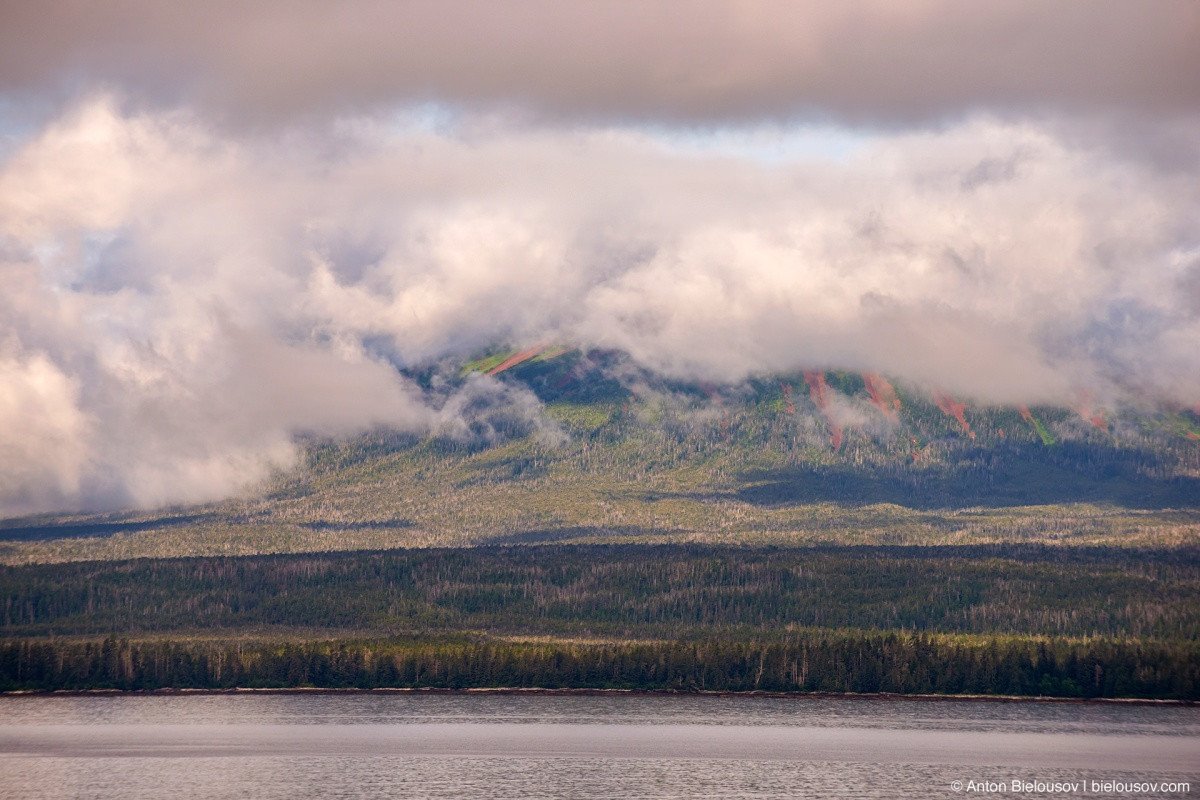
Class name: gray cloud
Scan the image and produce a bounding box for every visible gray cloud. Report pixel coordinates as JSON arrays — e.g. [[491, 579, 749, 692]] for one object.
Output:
[[1, 1, 1197, 126]]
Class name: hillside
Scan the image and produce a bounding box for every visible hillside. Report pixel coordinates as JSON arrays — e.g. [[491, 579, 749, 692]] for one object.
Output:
[[2, 347, 1198, 565], [4, 348, 1199, 698]]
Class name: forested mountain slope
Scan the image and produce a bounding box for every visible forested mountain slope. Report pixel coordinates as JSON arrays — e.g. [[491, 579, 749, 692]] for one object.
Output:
[[2, 347, 1198, 564]]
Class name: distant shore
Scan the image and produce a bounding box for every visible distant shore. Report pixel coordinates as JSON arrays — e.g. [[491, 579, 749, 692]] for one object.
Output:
[[3, 686, 1193, 705]]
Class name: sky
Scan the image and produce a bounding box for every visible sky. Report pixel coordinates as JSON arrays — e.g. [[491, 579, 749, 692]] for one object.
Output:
[[1, 0, 1199, 516]]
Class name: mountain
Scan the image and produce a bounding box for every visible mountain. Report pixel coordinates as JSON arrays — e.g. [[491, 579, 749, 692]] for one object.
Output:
[[4, 345, 1198, 699], [3, 346, 1198, 565]]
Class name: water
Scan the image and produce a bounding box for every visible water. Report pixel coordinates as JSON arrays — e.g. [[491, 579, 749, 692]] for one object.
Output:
[[1, 693, 1197, 798]]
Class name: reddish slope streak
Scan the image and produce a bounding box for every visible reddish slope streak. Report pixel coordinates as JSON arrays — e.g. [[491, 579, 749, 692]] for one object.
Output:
[[932, 391, 975, 439], [487, 345, 546, 376], [864, 373, 901, 422], [804, 371, 843, 450], [1074, 391, 1108, 432]]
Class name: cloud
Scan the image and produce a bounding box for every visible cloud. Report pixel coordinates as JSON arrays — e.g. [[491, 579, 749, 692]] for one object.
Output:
[[1, 1, 1197, 126], [0, 352, 92, 513], [435, 373, 565, 449], [0, 96, 1197, 514]]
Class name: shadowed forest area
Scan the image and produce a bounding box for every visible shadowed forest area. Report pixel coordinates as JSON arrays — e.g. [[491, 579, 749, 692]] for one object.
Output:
[[3, 545, 1198, 698]]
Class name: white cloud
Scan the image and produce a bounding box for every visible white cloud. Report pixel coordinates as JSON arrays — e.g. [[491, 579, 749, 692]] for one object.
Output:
[[0, 96, 1197, 514]]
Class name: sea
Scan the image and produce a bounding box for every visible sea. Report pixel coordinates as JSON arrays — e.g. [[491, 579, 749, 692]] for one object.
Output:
[[1, 692, 1197, 799]]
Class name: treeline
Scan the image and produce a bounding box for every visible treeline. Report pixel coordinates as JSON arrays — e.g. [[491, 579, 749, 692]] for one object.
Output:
[[3, 545, 1199, 640], [2, 631, 1197, 699]]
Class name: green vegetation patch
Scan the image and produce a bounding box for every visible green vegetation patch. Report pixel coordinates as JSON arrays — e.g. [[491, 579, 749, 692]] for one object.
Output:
[[544, 402, 616, 432], [459, 350, 515, 376]]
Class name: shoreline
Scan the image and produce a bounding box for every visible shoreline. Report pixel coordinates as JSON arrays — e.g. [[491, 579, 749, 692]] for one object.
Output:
[[2, 686, 1193, 705]]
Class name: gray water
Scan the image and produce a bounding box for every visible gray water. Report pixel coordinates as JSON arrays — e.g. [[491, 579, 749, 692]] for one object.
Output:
[[1, 693, 1197, 799]]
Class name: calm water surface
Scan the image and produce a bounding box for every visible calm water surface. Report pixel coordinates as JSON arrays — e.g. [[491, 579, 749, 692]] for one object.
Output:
[[1, 693, 1197, 799]]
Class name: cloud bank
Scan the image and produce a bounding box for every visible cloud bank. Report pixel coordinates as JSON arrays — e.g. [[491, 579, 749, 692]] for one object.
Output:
[[1, 2, 1197, 515], [2, 1, 1197, 125]]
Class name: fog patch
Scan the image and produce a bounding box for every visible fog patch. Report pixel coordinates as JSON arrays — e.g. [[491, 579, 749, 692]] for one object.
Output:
[[434, 374, 566, 449]]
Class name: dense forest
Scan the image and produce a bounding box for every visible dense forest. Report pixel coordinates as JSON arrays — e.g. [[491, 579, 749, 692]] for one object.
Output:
[[3, 544, 1198, 698], [4, 544, 1200, 640], [3, 631, 1197, 699]]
